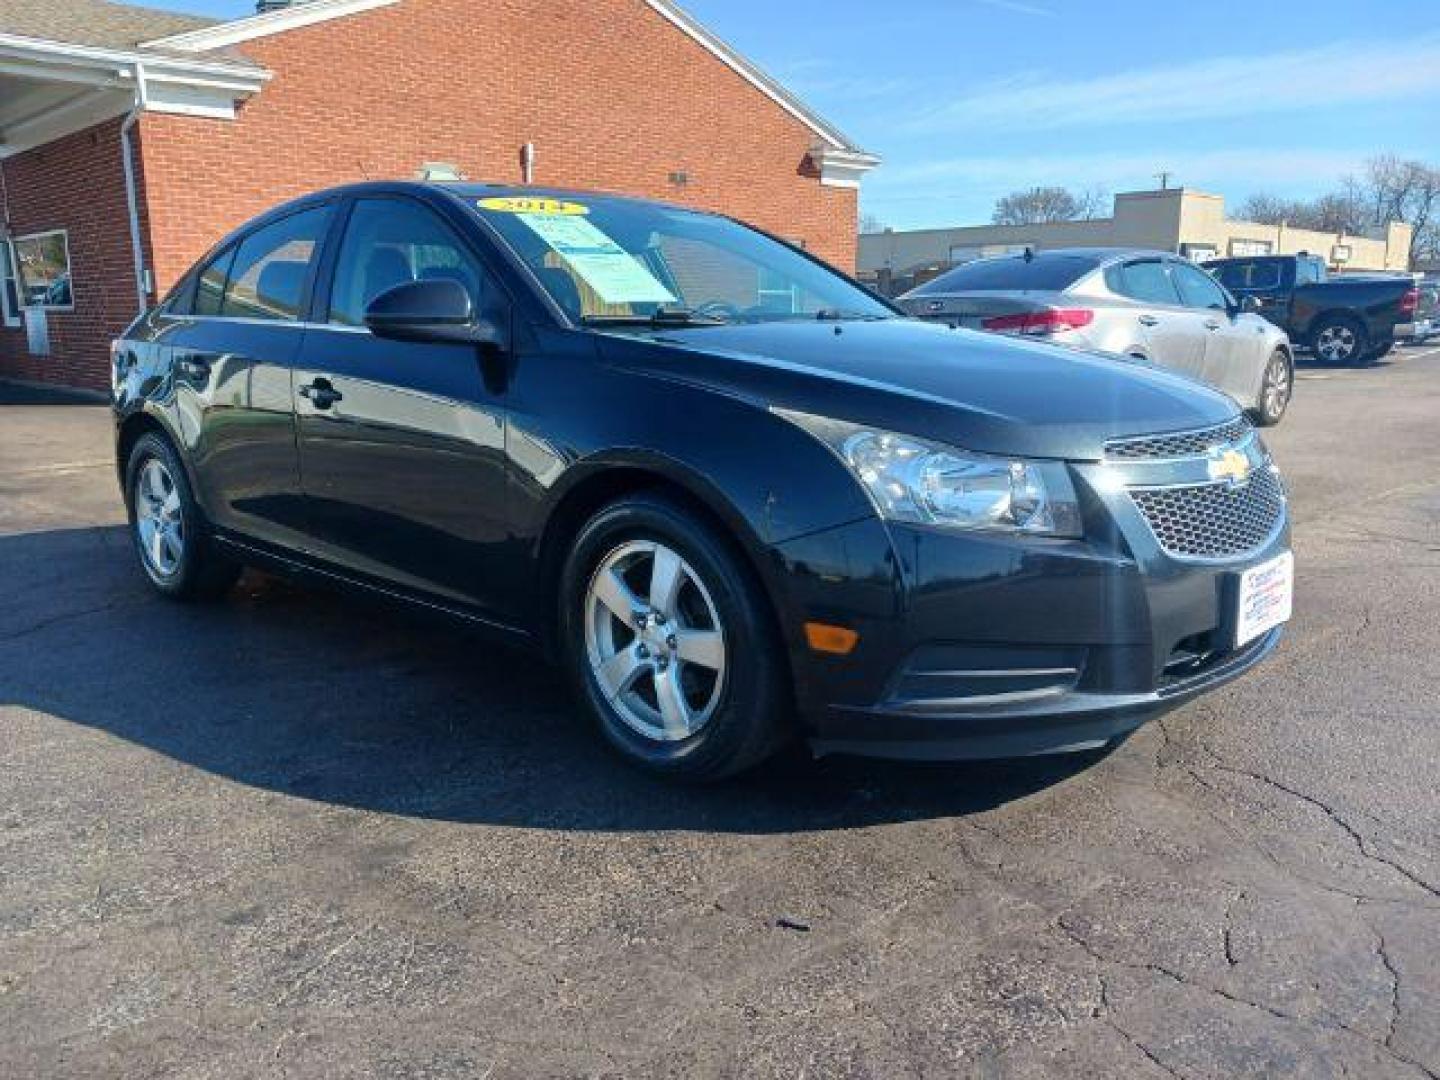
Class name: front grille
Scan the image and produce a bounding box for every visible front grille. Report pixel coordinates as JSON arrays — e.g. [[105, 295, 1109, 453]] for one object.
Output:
[[1105, 418, 1253, 461], [1131, 467, 1286, 559]]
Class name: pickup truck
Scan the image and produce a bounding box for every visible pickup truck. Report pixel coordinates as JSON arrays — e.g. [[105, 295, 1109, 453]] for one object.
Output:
[[1204, 254, 1420, 364]]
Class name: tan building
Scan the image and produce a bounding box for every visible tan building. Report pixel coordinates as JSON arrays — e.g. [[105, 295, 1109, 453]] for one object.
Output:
[[861, 188, 1413, 294]]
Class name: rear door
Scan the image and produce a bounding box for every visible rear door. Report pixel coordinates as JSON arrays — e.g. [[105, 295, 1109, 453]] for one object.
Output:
[[293, 194, 514, 618], [1106, 259, 1208, 378], [162, 203, 333, 551]]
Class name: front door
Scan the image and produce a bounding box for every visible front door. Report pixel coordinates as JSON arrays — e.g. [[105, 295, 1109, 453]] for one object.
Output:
[[293, 195, 514, 619], [1171, 260, 1263, 402]]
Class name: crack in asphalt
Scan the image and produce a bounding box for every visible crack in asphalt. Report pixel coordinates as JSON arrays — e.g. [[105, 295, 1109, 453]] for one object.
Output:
[[1056, 915, 1439, 1080], [0, 600, 127, 645], [1097, 973, 1185, 1079], [1201, 753, 1440, 905]]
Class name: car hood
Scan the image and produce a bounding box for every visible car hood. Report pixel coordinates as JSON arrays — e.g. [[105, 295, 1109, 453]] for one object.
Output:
[[595, 318, 1238, 461]]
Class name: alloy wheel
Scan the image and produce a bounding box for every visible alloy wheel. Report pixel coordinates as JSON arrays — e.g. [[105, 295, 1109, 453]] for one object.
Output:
[[1315, 324, 1356, 362], [584, 540, 727, 742], [1263, 353, 1292, 421], [134, 458, 185, 578]]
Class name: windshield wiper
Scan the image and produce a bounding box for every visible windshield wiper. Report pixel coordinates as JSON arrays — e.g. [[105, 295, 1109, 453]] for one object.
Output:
[[580, 306, 728, 328]]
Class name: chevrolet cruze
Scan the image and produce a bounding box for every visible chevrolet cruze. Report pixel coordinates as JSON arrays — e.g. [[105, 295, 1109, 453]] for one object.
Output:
[[112, 182, 1293, 780]]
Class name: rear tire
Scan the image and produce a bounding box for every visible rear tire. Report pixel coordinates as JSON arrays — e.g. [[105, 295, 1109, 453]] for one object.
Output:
[[559, 493, 790, 781], [1310, 315, 1367, 366], [124, 432, 241, 602], [1250, 348, 1293, 427]]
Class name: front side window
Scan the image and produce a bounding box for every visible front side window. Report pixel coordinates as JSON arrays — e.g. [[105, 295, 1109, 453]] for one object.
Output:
[[1110, 261, 1181, 306], [1171, 262, 1230, 310], [329, 198, 488, 326], [13, 230, 73, 309], [219, 206, 331, 321], [473, 196, 892, 325]]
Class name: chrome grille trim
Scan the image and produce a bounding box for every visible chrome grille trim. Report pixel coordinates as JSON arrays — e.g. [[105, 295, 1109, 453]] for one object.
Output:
[[1105, 417, 1254, 461], [1130, 466, 1286, 560]]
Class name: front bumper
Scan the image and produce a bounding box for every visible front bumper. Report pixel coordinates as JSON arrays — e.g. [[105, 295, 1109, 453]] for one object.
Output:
[[772, 454, 1290, 762]]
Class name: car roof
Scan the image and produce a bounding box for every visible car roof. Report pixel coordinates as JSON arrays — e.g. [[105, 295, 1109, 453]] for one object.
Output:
[[283, 180, 712, 219], [981, 247, 1181, 265]]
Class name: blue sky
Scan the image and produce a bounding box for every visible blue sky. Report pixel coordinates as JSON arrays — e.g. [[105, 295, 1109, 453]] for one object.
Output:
[[143, 0, 1440, 230]]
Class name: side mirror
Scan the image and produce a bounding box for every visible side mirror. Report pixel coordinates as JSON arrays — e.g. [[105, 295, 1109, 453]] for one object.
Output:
[[364, 278, 508, 349], [1238, 295, 1262, 315]]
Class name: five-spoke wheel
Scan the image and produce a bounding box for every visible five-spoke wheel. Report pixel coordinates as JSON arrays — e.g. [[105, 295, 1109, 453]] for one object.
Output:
[[563, 493, 788, 780]]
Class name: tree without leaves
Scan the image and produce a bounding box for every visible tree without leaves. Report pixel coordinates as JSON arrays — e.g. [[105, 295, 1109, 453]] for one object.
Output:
[[1239, 156, 1440, 263], [992, 186, 1104, 226]]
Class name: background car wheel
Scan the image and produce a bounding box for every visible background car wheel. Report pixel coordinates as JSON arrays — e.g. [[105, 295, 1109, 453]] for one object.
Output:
[[1251, 348, 1293, 427], [1311, 316, 1367, 366], [125, 432, 241, 602], [560, 493, 790, 781]]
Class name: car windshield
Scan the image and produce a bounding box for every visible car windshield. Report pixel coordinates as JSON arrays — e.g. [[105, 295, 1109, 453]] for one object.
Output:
[[910, 253, 1099, 294], [470, 194, 892, 325]]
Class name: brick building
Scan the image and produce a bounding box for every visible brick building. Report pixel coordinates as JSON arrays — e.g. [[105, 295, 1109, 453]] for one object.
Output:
[[0, 0, 878, 389]]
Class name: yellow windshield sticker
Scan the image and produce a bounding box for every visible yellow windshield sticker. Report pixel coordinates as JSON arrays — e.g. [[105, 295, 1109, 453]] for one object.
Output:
[[478, 196, 588, 216]]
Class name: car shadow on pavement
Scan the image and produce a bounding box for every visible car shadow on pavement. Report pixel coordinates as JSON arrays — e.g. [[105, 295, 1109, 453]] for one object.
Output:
[[0, 526, 1107, 835]]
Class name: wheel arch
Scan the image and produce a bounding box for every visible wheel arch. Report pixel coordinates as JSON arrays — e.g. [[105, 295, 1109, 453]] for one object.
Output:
[[533, 458, 795, 683]]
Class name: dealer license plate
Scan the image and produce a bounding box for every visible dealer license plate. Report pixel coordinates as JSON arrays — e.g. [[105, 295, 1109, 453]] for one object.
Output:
[[1235, 551, 1293, 647]]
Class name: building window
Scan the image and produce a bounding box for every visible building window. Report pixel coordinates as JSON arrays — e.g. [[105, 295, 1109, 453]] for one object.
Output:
[[1, 240, 20, 327], [1229, 239, 1273, 258], [13, 229, 74, 309]]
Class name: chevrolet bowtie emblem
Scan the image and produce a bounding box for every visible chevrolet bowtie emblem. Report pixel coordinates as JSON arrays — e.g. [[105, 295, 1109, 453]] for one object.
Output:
[[1207, 447, 1251, 486]]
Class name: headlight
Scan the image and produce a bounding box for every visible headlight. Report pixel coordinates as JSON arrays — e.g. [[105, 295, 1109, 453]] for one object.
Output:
[[776, 410, 1082, 538]]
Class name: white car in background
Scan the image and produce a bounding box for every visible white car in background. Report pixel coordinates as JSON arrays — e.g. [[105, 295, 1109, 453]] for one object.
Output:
[[898, 248, 1295, 426]]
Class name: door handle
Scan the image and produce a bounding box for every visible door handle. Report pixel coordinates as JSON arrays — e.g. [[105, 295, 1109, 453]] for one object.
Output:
[[1204, 320, 1222, 331], [1138, 315, 1160, 327], [175, 354, 211, 380], [299, 379, 343, 410]]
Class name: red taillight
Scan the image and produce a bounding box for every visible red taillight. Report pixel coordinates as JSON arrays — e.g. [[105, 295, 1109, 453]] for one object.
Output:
[[981, 308, 1095, 335], [1400, 288, 1419, 316]]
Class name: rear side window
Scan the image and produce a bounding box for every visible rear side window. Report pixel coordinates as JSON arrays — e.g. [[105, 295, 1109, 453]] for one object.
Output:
[[219, 206, 331, 320], [1108, 261, 1181, 305], [193, 247, 236, 316], [1171, 262, 1230, 310], [1212, 261, 1281, 291], [912, 254, 1099, 294]]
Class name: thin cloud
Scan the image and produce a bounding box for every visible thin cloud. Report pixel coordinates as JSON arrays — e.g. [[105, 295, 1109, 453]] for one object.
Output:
[[902, 35, 1440, 135], [972, 0, 1053, 15]]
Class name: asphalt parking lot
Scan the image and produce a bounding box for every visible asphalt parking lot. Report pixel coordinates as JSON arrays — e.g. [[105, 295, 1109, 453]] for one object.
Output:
[[3, 345, 1439, 1079]]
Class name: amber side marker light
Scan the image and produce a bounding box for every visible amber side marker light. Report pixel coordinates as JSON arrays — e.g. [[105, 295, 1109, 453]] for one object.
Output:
[[805, 622, 860, 656]]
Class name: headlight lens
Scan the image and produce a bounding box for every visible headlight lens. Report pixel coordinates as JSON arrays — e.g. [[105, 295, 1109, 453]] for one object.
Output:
[[776, 410, 1082, 538]]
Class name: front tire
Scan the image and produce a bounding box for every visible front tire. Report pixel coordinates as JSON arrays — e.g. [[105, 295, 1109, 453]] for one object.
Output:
[[1251, 348, 1293, 427], [124, 432, 240, 602], [559, 493, 789, 781]]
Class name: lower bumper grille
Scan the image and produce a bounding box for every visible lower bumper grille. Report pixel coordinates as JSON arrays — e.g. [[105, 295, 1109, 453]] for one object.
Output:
[[1131, 467, 1286, 559]]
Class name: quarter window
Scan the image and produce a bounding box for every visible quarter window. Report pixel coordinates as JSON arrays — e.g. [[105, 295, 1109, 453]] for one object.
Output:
[[12, 230, 73, 309], [219, 206, 331, 321], [1171, 262, 1230, 310], [328, 198, 487, 327], [193, 245, 236, 317]]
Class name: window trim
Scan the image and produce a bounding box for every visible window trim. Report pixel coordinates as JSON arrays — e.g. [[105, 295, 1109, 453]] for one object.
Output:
[[1, 239, 20, 328], [319, 193, 493, 330], [12, 228, 75, 312]]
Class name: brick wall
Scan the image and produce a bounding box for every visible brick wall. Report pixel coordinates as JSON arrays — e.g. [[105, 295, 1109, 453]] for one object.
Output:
[[0, 118, 147, 389], [140, 0, 858, 296], [3, 0, 860, 389]]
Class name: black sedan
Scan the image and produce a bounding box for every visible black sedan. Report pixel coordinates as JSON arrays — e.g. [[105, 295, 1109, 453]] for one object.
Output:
[[111, 182, 1293, 780]]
